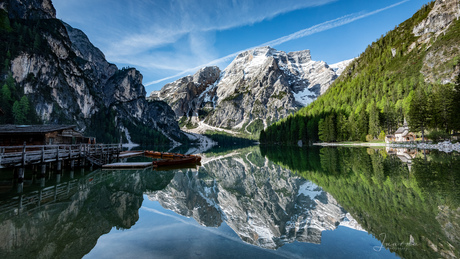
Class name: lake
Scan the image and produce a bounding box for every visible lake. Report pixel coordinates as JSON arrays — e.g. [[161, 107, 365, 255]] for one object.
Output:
[[0, 146, 458, 258]]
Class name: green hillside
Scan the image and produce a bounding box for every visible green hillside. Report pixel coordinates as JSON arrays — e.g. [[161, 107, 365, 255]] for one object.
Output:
[[260, 1, 460, 144]]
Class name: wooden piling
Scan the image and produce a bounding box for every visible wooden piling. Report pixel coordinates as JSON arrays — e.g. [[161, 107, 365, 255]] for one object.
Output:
[[18, 167, 24, 183], [21, 142, 26, 167], [41, 164, 46, 176]]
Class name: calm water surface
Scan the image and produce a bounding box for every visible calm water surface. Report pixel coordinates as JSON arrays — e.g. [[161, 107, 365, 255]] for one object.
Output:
[[0, 146, 458, 258]]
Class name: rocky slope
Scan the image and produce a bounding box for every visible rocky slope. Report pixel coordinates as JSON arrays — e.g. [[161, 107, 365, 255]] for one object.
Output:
[[1, 0, 185, 144], [415, 0, 460, 84], [151, 47, 352, 135], [146, 147, 364, 249]]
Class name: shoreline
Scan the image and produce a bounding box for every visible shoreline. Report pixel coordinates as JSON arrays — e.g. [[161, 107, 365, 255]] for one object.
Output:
[[313, 141, 460, 153]]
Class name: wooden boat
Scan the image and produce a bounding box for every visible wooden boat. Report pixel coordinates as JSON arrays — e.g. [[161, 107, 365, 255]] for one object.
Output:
[[144, 151, 201, 162], [144, 151, 162, 157], [152, 156, 201, 167], [144, 151, 181, 158], [160, 152, 176, 158], [186, 154, 201, 162]]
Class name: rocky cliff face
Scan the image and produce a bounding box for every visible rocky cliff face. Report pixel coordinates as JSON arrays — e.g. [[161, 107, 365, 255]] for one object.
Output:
[[151, 47, 351, 135], [414, 0, 460, 84], [146, 147, 364, 249], [3, 0, 55, 20], [2, 0, 184, 144], [151, 66, 221, 119]]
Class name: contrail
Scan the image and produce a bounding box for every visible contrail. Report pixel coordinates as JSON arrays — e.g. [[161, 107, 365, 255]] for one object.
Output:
[[265, 0, 410, 47], [145, 0, 410, 87]]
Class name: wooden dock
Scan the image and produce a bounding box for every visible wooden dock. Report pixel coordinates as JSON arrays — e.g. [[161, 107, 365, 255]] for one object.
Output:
[[0, 144, 122, 182]]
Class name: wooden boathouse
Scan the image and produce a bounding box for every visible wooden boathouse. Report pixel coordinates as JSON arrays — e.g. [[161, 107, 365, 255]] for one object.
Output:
[[0, 124, 122, 183], [0, 124, 92, 146]]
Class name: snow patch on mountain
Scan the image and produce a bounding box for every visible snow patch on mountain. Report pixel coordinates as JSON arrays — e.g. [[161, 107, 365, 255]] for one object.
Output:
[[151, 46, 351, 135], [329, 58, 355, 76], [297, 181, 322, 200]]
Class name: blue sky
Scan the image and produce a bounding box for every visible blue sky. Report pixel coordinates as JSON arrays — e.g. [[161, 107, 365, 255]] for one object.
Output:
[[53, 0, 431, 93]]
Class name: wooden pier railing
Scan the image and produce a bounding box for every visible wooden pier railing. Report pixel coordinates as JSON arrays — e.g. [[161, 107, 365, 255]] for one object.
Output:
[[0, 143, 121, 169]]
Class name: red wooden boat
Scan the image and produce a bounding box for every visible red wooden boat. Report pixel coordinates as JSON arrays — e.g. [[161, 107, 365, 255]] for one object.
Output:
[[144, 151, 201, 162]]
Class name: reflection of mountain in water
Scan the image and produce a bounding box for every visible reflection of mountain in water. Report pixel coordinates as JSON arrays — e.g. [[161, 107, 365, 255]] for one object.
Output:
[[147, 147, 363, 249], [0, 168, 175, 259], [261, 145, 460, 259]]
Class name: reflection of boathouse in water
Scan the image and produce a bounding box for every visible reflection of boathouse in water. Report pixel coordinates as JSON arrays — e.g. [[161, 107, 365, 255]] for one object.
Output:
[[386, 147, 418, 171]]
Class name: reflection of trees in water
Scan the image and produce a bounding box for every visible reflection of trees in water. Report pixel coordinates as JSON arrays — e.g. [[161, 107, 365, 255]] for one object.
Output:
[[0, 168, 175, 259], [261, 145, 460, 259]]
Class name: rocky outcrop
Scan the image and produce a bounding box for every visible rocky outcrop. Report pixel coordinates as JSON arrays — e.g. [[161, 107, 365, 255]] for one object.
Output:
[[4, 0, 184, 143], [150, 66, 221, 119], [415, 0, 460, 84], [436, 205, 460, 254], [413, 0, 460, 41], [3, 0, 55, 20], [146, 147, 364, 249], [151, 47, 348, 135]]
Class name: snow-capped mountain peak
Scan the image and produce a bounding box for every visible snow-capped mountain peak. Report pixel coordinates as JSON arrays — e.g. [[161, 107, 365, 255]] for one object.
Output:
[[150, 46, 349, 135]]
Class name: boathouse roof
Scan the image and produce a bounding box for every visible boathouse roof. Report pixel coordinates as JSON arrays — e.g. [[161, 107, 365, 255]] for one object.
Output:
[[0, 125, 77, 134], [395, 126, 408, 135]]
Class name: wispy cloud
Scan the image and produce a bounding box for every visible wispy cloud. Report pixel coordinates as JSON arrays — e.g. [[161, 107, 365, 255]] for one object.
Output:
[[265, 0, 410, 48], [53, 0, 337, 83], [145, 0, 410, 87], [106, 0, 339, 69]]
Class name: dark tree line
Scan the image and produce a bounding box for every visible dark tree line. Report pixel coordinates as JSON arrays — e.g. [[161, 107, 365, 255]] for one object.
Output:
[[260, 78, 460, 145], [0, 73, 39, 125]]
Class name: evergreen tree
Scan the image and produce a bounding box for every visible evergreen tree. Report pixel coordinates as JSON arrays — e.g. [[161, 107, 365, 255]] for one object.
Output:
[[259, 129, 266, 143], [33, 33, 41, 52], [431, 84, 454, 133], [1, 83, 12, 103], [452, 74, 460, 131], [19, 95, 30, 117], [408, 88, 429, 141], [12, 101, 24, 124], [368, 102, 380, 138], [298, 118, 307, 143]]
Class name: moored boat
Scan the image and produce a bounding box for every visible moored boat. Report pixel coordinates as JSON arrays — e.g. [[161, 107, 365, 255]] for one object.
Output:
[[144, 151, 162, 157], [144, 151, 201, 162]]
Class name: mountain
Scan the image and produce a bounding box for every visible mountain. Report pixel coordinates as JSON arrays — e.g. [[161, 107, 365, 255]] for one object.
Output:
[[146, 147, 364, 249], [150, 47, 351, 136], [0, 0, 187, 145], [261, 145, 460, 258], [261, 0, 460, 145], [329, 58, 355, 76]]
